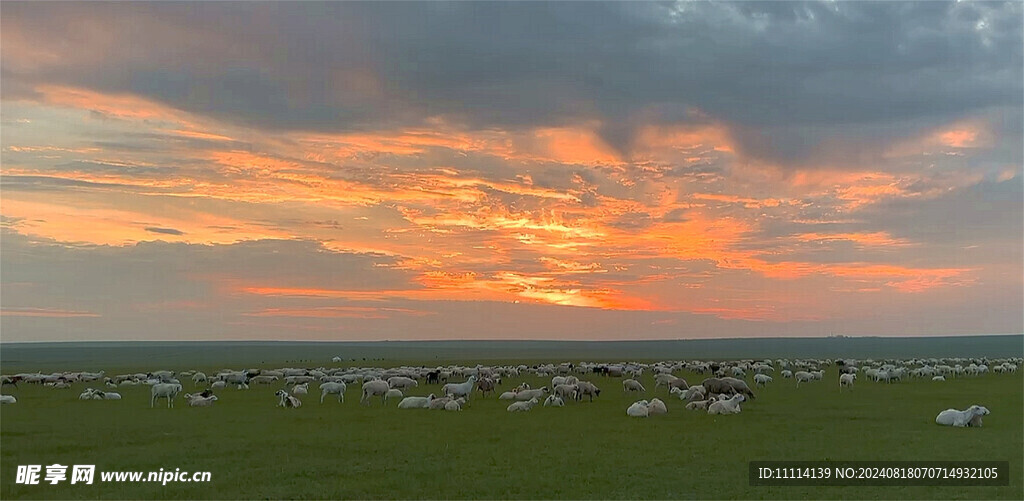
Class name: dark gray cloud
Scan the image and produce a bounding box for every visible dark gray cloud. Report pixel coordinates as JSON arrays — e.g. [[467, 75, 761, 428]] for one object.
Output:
[[144, 226, 184, 236], [3, 1, 1020, 166]]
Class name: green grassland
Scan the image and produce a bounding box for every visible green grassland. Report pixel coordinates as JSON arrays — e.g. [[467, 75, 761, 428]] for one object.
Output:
[[1, 356, 1021, 500]]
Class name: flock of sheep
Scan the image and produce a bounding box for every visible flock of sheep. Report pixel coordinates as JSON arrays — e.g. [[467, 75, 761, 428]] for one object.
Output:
[[1, 357, 1018, 427]]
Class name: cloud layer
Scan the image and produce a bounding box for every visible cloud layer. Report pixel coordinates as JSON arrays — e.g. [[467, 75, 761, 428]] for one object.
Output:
[[1, 1, 1020, 341]]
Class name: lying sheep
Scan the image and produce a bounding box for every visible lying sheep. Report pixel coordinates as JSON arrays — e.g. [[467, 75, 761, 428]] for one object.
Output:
[[507, 397, 539, 412], [498, 391, 517, 400], [708, 394, 746, 415], [184, 393, 219, 407], [427, 395, 453, 409], [622, 379, 646, 392], [543, 395, 565, 407], [397, 394, 435, 409], [685, 400, 713, 411], [445, 397, 464, 411], [936, 405, 989, 427], [292, 383, 309, 395], [275, 389, 302, 408], [932, 375, 946, 382], [646, 398, 668, 415], [0, 395, 17, 404], [627, 400, 650, 417], [515, 387, 549, 401], [384, 388, 404, 404]]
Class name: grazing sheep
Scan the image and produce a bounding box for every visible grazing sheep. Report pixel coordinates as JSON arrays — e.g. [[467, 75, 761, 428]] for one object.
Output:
[[622, 379, 646, 392], [646, 398, 668, 415], [576, 381, 601, 402], [507, 397, 539, 412], [210, 381, 227, 390], [388, 376, 418, 391], [839, 373, 856, 391], [543, 395, 565, 407], [275, 390, 302, 408], [476, 377, 496, 397], [932, 375, 946, 382], [553, 383, 579, 400], [795, 371, 814, 387], [250, 375, 279, 385], [498, 391, 517, 400], [150, 383, 182, 408], [397, 393, 435, 409], [702, 377, 756, 399], [781, 370, 793, 378], [319, 381, 347, 403], [360, 379, 390, 406], [708, 394, 746, 415], [627, 400, 650, 417], [936, 405, 989, 427], [0, 395, 17, 404], [753, 374, 773, 388]]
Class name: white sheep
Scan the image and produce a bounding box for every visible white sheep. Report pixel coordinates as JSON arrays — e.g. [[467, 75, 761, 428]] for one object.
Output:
[[387, 376, 418, 391], [936, 405, 989, 427], [932, 375, 946, 382], [442, 376, 477, 400], [795, 371, 813, 387], [622, 379, 646, 392], [506, 397, 539, 412], [839, 373, 856, 391], [708, 394, 746, 415], [498, 391, 517, 400], [753, 374, 773, 388], [397, 394, 435, 409], [275, 389, 302, 408], [360, 379, 390, 406], [150, 383, 182, 408], [781, 370, 793, 378], [210, 381, 227, 390], [646, 398, 668, 415], [543, 395, 565, 407], [685, 399, 712, 411], [384, 388, 404, 403], [319, 381, 347, 403], [627, 400, 650, 417], [184, 394, 219, 407], [444, 398, 464, 411], [515, 387, 549, 401], [292, 382, 308, 395], [0, 395, 16, 404]]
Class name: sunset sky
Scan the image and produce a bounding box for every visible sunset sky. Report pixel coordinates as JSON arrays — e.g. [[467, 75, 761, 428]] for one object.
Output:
[[1, 1, 1021, 342]]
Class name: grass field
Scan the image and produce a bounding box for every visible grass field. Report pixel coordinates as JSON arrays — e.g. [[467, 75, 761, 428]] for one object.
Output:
[[1, 356, 1021, 500]]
